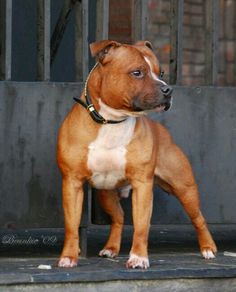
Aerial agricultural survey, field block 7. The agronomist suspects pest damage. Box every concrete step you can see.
[0,225,236,291]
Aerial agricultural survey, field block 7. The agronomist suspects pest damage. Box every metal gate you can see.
[0,0,235,254]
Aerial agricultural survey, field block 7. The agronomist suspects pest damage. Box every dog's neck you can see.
[98,99,129,120]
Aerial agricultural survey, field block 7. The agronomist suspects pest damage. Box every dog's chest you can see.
[87,118,136,189]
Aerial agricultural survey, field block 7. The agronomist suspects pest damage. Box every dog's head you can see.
[89,40,172,114]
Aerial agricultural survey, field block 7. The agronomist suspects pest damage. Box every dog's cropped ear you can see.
[135,41,153,51]
[90,40,121,64]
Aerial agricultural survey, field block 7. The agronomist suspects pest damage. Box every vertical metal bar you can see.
[37,0,51,81]
[221,0,226,85]
[233,0,236,85]
[169,0,184,85]
[96,0,109,40]
[79,227,87,258]
[44,0,51,81]
[132,0,148,42]
[205,0,219,85]
[50,0,77,65]
[79,183,89,258]
[87,183,92,225]
[0,0,6,79]
[37,0,44,80]
[75,1,89,254]
[5,0,12,81]
[75,0,89,81]
[81,0,89,80]
[141,0,148,40]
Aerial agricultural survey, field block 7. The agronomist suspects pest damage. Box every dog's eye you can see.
[131,70,144,78]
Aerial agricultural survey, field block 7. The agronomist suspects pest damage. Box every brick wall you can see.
[147,0,171,82]
[109,0,132,43]
[218,0,235,85]
[109,0,236,86]
[147,0,207,85]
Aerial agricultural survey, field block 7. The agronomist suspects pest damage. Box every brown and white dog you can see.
[57,40,217,269]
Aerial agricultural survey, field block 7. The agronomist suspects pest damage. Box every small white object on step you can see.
[37,264,52,270]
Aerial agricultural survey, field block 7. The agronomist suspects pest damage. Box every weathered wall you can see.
[0,83,236,228]
[0,82,82,228]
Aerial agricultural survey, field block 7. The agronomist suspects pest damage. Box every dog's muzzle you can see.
[160,85,173,111]
[160,85,173,98]
[132,84,173,112]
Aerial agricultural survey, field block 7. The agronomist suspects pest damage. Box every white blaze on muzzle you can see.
[144,56,167,86]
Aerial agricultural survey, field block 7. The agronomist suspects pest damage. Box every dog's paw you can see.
[58,257,78,268]
[126,253,149,269]
[99,248,117,258]
[202,249,216,259]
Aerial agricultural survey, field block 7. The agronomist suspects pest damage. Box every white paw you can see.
[202,249,216,259]
[58,257,77,268]
[118,185,131,198]
[99,249,117,258]
[126,253,150,269]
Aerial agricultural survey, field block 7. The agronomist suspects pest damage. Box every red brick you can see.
[183,51,205,64]
[150,13,169,24]
[183,26,203,37]
[225,41,234,62]
[182,76,205,85]
[218,42,226,72]
[182,64,204,77]
[185,0,203,4]
[157,51,170,63]
[217,74,226,86]
[109,0,132,43]
[225,0,235,39]
[159,24,170,36]
[226,63,235,85]
[183,36,204,50]
[184,3,203,15]
[110,0,131,9]
[184,14,203,26]
[158,0,170,12]
[147,25,160,35]
[182,64,191,76]
[148,1,158,10]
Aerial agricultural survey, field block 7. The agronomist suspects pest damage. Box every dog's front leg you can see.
[58,176,84,268]
[126,181,153,269]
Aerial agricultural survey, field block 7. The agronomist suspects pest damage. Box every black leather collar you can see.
[73,94,126,124]
[73,63,126,124]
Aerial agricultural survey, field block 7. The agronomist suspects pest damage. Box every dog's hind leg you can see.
[97,189,124,258]
[155,143,217,259]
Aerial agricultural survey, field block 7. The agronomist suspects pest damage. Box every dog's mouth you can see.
[132,94,172,113]
[132,101,171,113]
[154,101,171,112]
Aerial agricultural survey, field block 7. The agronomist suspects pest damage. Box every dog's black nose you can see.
[161,85,173,97]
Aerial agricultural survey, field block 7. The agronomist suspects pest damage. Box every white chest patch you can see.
[87,101,136,190]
